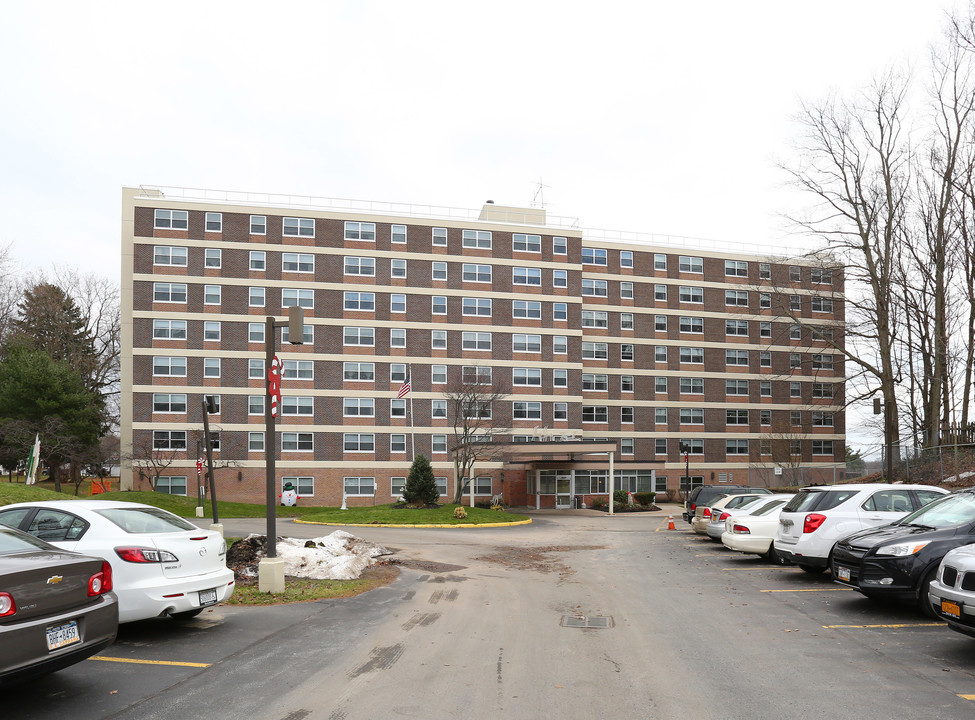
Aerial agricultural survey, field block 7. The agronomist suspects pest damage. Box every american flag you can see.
[397,373,411,399]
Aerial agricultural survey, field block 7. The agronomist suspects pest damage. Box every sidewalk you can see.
[514,502,684,517]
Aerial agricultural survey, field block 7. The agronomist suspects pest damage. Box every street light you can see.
[258,306,304,593]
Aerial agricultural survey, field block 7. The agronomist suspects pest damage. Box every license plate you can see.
[836,566,851,582]
[46,620,80,651]
[941,599,962,620]
[780,519,793,529]
[199,588,218,606]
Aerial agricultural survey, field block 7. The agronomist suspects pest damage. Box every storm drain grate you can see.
[560,615,614,629]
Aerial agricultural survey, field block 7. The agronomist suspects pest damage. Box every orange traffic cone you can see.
[667,515,676,530]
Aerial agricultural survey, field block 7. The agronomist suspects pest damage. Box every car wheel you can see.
[170,609,204,620]
[917,567,939,619]
[765,544,783,564]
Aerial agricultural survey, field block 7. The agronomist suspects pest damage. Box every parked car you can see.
[683,485,770,524]
[702,494,770,539]
[0,501,234,623]
[0,526,118,687]
[928,544,975,637]
[773,483,948,573]
[721,495,795,562]
[832,489,975,616]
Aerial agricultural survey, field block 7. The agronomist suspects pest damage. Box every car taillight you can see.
[803,513,827,533]
[690,504,696,512]
[718,512,731,522]
[0,592,15,617]
[88,561,113,596]
[115,547,179,563]
[732,524,750,534]
[703,508,712,519]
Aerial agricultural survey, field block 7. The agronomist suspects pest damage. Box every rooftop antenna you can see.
[531,177,549,209]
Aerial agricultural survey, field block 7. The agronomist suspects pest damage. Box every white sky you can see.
[0,0,962,457]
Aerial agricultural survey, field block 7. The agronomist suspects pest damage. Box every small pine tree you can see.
[402,453,440,506]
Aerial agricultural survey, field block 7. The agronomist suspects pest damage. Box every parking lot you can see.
[6,512,975,719]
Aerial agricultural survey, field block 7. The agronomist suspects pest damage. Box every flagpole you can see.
[408,363,415,459]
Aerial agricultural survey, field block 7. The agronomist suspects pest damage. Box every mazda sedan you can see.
[0,501,234,623]
[0,526,117,686]
[831,489,975,616]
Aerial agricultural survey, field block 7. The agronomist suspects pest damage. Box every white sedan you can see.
[0,500,234,623]
[722,495,795,562]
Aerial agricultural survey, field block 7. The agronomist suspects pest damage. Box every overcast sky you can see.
[0,0,961,278]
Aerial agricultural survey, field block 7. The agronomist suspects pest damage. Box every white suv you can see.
[773,483,948,573]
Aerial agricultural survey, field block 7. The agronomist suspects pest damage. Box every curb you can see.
[293,518,533,529]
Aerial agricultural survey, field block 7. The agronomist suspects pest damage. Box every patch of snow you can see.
[273,531,392,580]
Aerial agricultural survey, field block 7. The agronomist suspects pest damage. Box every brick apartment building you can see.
[120,186,846,508]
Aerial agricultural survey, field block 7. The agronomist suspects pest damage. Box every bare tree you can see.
[443,368,510,504]
[121,435,181,491]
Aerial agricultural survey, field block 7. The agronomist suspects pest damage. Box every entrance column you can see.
[608,451,615,515]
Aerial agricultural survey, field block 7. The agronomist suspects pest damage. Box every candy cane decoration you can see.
[268,355,281,418]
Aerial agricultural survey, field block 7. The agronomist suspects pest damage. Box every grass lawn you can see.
[299,503,529,525]
[224,564,400,606]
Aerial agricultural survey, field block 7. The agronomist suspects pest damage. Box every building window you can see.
[153,356,186,377]
[790,353,802,369]
[679,316,703,333]
[153,430,186,450]
[248,396,264,415]
[390,295,407,314]
[760,410,771,426]
[759,263,771,279]
[426,398,446,419]
[790,266,801,282]
[621,407,634,423]
[432,436,448,454]
[462,366,492,384]
[153,319,186,340]
[655,439,667,455]
[344,291,375,311]
[248,251,266,271]
[554,402,568,420]
[759,293,771,309]
[679,256,703,273]
[513,402,542,420]
[345,256,376,276]
[620,250,633,268]
[250,215,266,234]
[282,288,313,309]
[620,282,634,299]
[582,279,608,297]
[725,260,748,277]
[203,321,221,342]
[760,322,771,338]
[390,364,407,382]
[282,397,314,416]
[431,329,447,350]
[512,300,541,319]
[727,439,749,455]
[812,269,833,284]
[812,354,834,370]
[812,383,833,398]
[464,297,492,317]
[553,236,567,254]
[155,476,187,496]
[680,408,703,425]
[760,381,772,397]
[462,332,492,350]
[621,438,634,455]
[153,282,187,303]
[812,296,833,313]
[462,229,492,249]
[679,347,704,364]
[620,344,634,361]
[790,295,802,311]
[203,358,220,378]
[582,247,607,265]
[204,285,221,305]
[432,227,448,246]
[152,393,187,413]
[513,368,542,386]
[726,349,749,366]
[726,320,748,336]
[391,224,407,243]
[654,315,667,332]
[790,381,802,398]
[655,408,668,425]
[760,351,772,367]
[153,209,188,229]
[344,327,375,346]
[790,410,802,426]
[553,368,567,387]
[204,248,222,268]
[282,360,313,380]
[652,346,665,362]
[620,312,634,330]
[344,362,375,381]
[431,365,447,384]
[813,440,834,456]
[282,432,313,452]
[813,412,833,427]
[552,269,568,288]
[432,261,447,280]
[283,253,314,273]
[249,287,265,307]
[284,217,315,237]
[513,234,541,252]
[343,221,376,241]
[390,400,407,418]
[432,296,447,315]
[344,477,376,495]
[682,440,704,455]
[725,290,748,307]
[153,246,187,266]
[651,253,666,270]
[680,377,703,394]
[553,336,568,354]
[553,303,568,321]
[726,380,749,396]
[513,333,542,353]
[582,373,608,391]
[463,263,492,283]
[390,434,407,453]
[727,409,748,425]
[281,323,313,345]
[582,406,608,423]
[249,358,264,379]
[248,433,265,452]
[654,284,667,302]
[791,440,803,456]
[582,310,608,328]
[620,375,634,393]
[679,286,703,303]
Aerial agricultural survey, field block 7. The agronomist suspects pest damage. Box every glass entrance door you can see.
[555,473,572,508]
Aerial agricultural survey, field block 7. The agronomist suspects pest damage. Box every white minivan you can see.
[773,483,948,573]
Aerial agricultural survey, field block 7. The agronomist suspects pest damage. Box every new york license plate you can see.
[46,620,80,651]
[941,599,962,620]
[199,588,218,606]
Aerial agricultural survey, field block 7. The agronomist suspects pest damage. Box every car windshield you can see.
[896,493,975,530]
[0,527,55,553]
[782,489,858,513]
[750,499,788,516]
[97,507,197,534]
